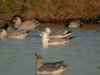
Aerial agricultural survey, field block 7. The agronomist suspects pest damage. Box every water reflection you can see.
[37,72,64,75]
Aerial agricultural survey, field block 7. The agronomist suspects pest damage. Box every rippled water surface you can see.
[0,27,100,75]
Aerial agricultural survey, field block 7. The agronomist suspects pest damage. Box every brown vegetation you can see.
[0,0,100,23]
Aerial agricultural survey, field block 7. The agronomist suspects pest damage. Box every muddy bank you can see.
[0,18,100,30]
[37,23,100,30]
[82,24,100,30]
[36,23,65,30]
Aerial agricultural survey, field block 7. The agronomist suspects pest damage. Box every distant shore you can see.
[81,24,100,30]
[37,23,100,30]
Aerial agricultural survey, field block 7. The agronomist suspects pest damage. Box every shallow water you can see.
[0,28,100,75]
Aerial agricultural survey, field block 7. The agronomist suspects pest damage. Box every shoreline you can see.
[37,23,100,30]
[81,24,100,30]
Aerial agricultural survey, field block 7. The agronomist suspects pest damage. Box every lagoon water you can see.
[0,27,100,75]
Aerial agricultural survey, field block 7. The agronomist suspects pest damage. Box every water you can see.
[0,28,100,75]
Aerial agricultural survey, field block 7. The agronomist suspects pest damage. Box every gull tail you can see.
[62,31,72,36]
[63,64,70,68]
[26,31,31,33]
[68,36,76,40]
[66,31,72,34]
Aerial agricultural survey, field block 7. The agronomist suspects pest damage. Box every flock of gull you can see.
[0,16,77,75]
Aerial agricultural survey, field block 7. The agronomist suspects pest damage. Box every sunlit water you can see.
[0,28,100,75]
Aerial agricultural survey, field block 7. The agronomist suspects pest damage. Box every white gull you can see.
[40,31,69,46]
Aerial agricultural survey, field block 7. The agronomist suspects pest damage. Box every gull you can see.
[45,27,71,38]
[68,20,81,28]
[40,31,69,46]
[13,17,39,30]
[35,53,69,75]
[0,29,29,39]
